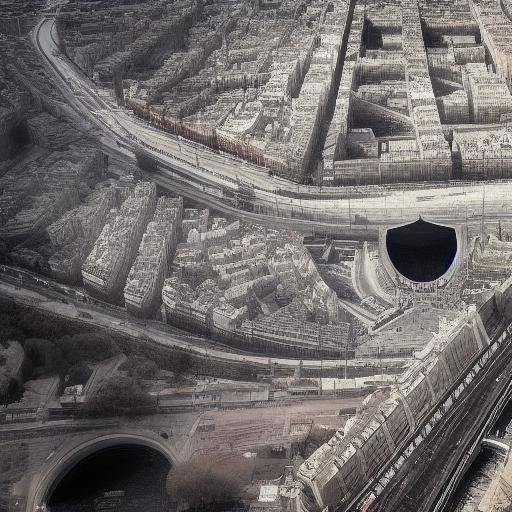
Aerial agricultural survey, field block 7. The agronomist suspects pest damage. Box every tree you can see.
[55,332,117,365]
[166,455,250,510]
[0,241,8,262]
[0,314,24,347]
[65,362,93,386]
[174,352,193,376]
[135,150,159,173]
[119,356,158,379]
[20,312,67,339]
[24,338,65,377]
[83,375,156,418]
[0,377,23,406]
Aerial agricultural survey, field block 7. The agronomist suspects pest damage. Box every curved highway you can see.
[31,15,512,230]
[0,274,407,371]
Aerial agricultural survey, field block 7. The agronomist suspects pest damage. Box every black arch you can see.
[385,218,457,282]
[47,444,171,512]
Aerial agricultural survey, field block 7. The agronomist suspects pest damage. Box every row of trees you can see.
[0,298,83,345]
[22,332,118,381]
[0,299,195,416]
[84,375,156,418]
[0,298,118,379]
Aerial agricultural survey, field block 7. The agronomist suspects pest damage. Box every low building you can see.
[82,181,156,299]
[193,381,270,407]
[124,197,183,316]
[463,63,512,123]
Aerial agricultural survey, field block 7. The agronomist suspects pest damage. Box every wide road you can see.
[31,15,512,230]
[0,275,409,371]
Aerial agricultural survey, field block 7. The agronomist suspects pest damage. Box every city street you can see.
[0,275,409,371]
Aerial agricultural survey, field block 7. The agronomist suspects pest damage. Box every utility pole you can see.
[320,357,323,396]
[339,325,343,382]
[481,184,486,242]
[465,191,469,245]
[204,346,209,376]
[465,191,469,280]
[379,343,384,379]
[345,321,352,380]
[349,196,352,230]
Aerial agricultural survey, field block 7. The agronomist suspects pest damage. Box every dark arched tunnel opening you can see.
[47,444,171,512]
[386,218,457,282]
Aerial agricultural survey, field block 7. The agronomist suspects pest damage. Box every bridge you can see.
[0,417,187,512]
[26,429,181,512]
[1,398,350,512]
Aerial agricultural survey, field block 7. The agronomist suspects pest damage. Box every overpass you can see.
[1,398,354,512]
[29,15,512,231]
[26,430,181,512]
[351,242,394,308]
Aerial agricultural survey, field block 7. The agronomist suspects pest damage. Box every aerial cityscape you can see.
[3,0,512,511]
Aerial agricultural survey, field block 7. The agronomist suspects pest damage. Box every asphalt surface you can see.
[352,242,394,308]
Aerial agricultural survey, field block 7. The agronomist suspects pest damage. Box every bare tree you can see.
[167,455,252,510]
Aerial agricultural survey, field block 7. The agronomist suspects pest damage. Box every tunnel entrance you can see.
[47,444,171,512]
[385,218,457,282]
